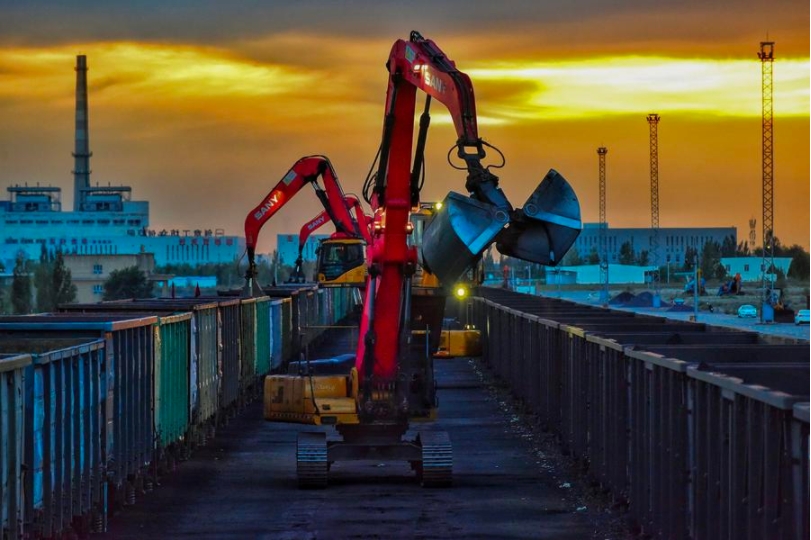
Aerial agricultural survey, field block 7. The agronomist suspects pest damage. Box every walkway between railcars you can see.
[100,357,627,539]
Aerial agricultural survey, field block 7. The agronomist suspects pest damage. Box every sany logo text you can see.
[424,68,445,94]
[306,215,327,231]
[254,192,281,220]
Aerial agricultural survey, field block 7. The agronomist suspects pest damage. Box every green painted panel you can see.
[153,314,190,447]
[254,298,271,376]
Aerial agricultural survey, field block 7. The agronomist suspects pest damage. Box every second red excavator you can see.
[242,155,371,293]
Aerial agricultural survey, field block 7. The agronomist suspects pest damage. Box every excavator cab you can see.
[316,238,367,287]
[408,203,442,289]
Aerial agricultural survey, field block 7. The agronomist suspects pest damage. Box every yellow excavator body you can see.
[435,326,482,358]
[264,368,361,426]
[316,238,368,287]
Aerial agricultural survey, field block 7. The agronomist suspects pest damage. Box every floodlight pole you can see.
[693,254,699,321]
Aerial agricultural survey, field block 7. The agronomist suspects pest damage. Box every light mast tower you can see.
[759,41,775,321]
[597,147,609,304]
[647,113,661,305]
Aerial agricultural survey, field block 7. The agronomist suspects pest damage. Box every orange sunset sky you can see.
[0,1,808,255]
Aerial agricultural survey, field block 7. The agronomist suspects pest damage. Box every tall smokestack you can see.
[72,54,91,211]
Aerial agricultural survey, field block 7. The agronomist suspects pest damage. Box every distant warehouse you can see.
[720,256,792,282]
[573,223,736,265]
[546,264,658,285]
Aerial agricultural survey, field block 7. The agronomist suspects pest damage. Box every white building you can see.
[574,223,737,265]
[277,233,329,267]
[169,276,218,289]
[0,185,244,269]
[546,264,658,285]
[720,256,792,282]
[64,252,156,303]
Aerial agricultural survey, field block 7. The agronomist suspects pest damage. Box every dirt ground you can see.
[536,278,810,316]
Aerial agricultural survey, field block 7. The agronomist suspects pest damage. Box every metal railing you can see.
[473,288,809,540]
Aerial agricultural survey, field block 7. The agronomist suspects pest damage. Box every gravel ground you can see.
[545,289,810,342]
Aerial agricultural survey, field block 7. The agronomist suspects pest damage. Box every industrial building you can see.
[276,233,329,267]
[63,252,157,303]
[720,256,792,282]
[546,263,659,285]
[0,55,244,271]
[572,223,737,265]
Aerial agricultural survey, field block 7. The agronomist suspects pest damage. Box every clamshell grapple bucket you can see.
[421,192,508,287]
[421,169,581,287]
[495,169,581,265]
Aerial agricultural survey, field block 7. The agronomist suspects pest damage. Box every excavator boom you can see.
[242,155,366,294]
[288,195,372,284]
[265,31,583,490]
[358,30,582,383]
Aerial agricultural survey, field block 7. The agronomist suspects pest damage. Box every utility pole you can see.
[647,113,661,307]
[597,147,609,305]
[692,253,699,322]
[759,41,775,323]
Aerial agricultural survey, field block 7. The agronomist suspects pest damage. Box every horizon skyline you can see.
[1,1,808,254]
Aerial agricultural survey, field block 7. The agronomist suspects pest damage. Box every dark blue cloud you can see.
[2,0,801,46]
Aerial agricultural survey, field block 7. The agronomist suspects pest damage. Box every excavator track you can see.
[296,432,328,488]
[419,431,453,487]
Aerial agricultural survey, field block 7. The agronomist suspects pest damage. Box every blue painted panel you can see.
[1,355,29,539]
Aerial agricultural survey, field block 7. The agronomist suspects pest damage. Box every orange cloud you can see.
[0,38,808,253]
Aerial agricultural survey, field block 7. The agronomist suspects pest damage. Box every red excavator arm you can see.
[356,31,582,388]
[264,31,582,489]
[288,195,372,282]
[242,155,363,294]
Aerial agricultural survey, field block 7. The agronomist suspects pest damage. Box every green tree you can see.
[783,244,810,281]
[736,241,750,256]
[103,266,153,300]
[701,241,724,280]
[256,258,275,285]
[34,248,77,311]
[636,250,650,266]
[0,260,6,314]
[720,235,738,257]
[682,246,698,272]
[561,247,582,266]
[35,244,53,312]
[52,251,77,307]
[11,251,32,314]
[618,241,635,265]
[754,234,785,258]
[586,247,601,264]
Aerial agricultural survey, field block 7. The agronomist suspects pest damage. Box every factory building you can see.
[277,234,330,267]
[546,263,659,285]
[0,55,243,270]
[63,252,157,303]
[573,223,737,264]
